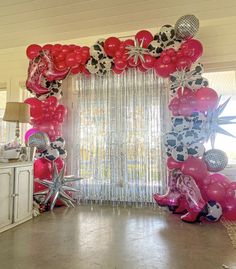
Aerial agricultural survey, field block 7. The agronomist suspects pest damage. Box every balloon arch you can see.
[25,15,236,222]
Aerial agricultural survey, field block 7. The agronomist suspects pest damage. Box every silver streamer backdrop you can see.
[72,69,170,205]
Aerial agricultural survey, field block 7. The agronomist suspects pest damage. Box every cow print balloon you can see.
[148,40,164,57]
[172,144,188,162]
[159,25,176,44]
[188,142,205,157]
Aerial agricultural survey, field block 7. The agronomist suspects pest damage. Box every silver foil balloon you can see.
[28,131,50,150]
[203,149,228,172]
[175,15,199,40]
[34,163,83,210]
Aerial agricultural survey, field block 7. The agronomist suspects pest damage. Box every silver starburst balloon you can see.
[203,149,228,172]
[205,97,236,148]
[34,163,83,210]
[126,39,150,64]
[175,14,199,40]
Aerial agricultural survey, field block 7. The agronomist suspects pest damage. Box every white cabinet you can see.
[0,162,33,233]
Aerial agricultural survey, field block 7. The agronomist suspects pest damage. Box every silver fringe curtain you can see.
[73,69,170,205]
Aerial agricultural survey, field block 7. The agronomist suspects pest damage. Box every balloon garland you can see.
[25,14,236,221]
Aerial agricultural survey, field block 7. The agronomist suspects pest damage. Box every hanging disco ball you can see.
[175,14,199,40]
[203,149,228,172]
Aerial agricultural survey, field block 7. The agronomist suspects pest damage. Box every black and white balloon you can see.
[203,149,228,172]
[86,58,100,74]
[188,142,205,157]
[41,147,60,162]
[159,25,176,44]
[172,144,188,162]
[148,40,164,57]
[90,44,105,61]
[51,137,65,149]
[206,200,222,222]
[175,14,199,40]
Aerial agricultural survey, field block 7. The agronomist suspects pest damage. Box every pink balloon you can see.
[142,54,156,69]
[167,157,183,170]
[195,87,218,111]
[104,37,121,57]
[178,102,194,116]
[223,198,236,220]
[176,56,192,70]
[181,156,208,182]
[135,30,153,48]
[206,183,226,202]
[181,39,203,62]
[26,44,42,60]
[24,97,42,118]
[209,173,231,189]
[154,59,176,78]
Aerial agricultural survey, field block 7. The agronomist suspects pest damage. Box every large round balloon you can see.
[195,87,218,111]
[181,156,208,182]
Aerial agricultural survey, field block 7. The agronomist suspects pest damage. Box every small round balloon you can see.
[203,149,228,172]
[175,15,199,40]
[206,200,222,222]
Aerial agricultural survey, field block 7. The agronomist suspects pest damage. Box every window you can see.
[0,88,7,144]
[204,71,236,164]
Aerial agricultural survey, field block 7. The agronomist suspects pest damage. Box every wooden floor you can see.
[0,205,235,269]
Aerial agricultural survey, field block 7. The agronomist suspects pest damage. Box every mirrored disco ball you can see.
[175,14,199,40]
[203,149,228,172]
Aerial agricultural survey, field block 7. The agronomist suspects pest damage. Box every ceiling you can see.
[1,0,236,49]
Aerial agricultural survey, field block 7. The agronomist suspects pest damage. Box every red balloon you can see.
[137,64,148,73]
[34,158,52,181]
[206,182,226,202]
[223,198,236,220]
[26,44,42,60]
[178,103,194,116]
[55,158,64,173]
[104,37,121,57]
[124,39,134,47]
[154,59,176,78]
[113,67,124,74]
[42,44,53,51]
[181,156,208,182]
[167,157,183,170]
[114,58,127,70]
[195,87,218,111]
[135,30,153,48]
[181,39,203,62]
[24,98,42,118]
[176,56,192,70]
[65,53,77,67]
[142,55,156,69]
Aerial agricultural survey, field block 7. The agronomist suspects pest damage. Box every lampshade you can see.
[3,102,30,123]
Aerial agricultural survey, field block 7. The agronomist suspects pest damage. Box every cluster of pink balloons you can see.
[169,87,219,116]
[25,96,67,141]
[167,156,236,220]
[26,43,90,76]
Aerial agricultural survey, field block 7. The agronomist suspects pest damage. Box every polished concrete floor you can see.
[0,205,235,269]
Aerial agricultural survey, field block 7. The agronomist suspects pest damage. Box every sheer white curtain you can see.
[72,69,169,205]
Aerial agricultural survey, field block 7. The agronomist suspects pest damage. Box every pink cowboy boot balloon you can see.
[26,51,70,96]
[177,174,208,223]
[153,170,182,211]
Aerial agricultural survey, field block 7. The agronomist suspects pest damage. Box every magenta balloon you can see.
[25,128,39,143]
[167,157,183,170]
[209,173,231,189]
[206,183,226,202]
[181,156,208,182]
[223,198,236,220]
[181,39,203,62]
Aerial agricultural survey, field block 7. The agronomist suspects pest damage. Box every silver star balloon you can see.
[34,163,83,210]
[170,62,209,96]
[205,96,236,148]
[125,39,150,64]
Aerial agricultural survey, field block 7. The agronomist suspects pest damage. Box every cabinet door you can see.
[14,165,33,223]
[0,168,14,228]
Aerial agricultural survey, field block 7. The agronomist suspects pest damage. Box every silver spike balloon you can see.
[34,163,83,210]
[205,97,236,148]
[28,131,50,150]
[126,39,150,64]
[175,15,199,40]
[203,149,228,172]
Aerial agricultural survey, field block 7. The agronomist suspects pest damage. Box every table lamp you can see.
[3,102,30,140]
